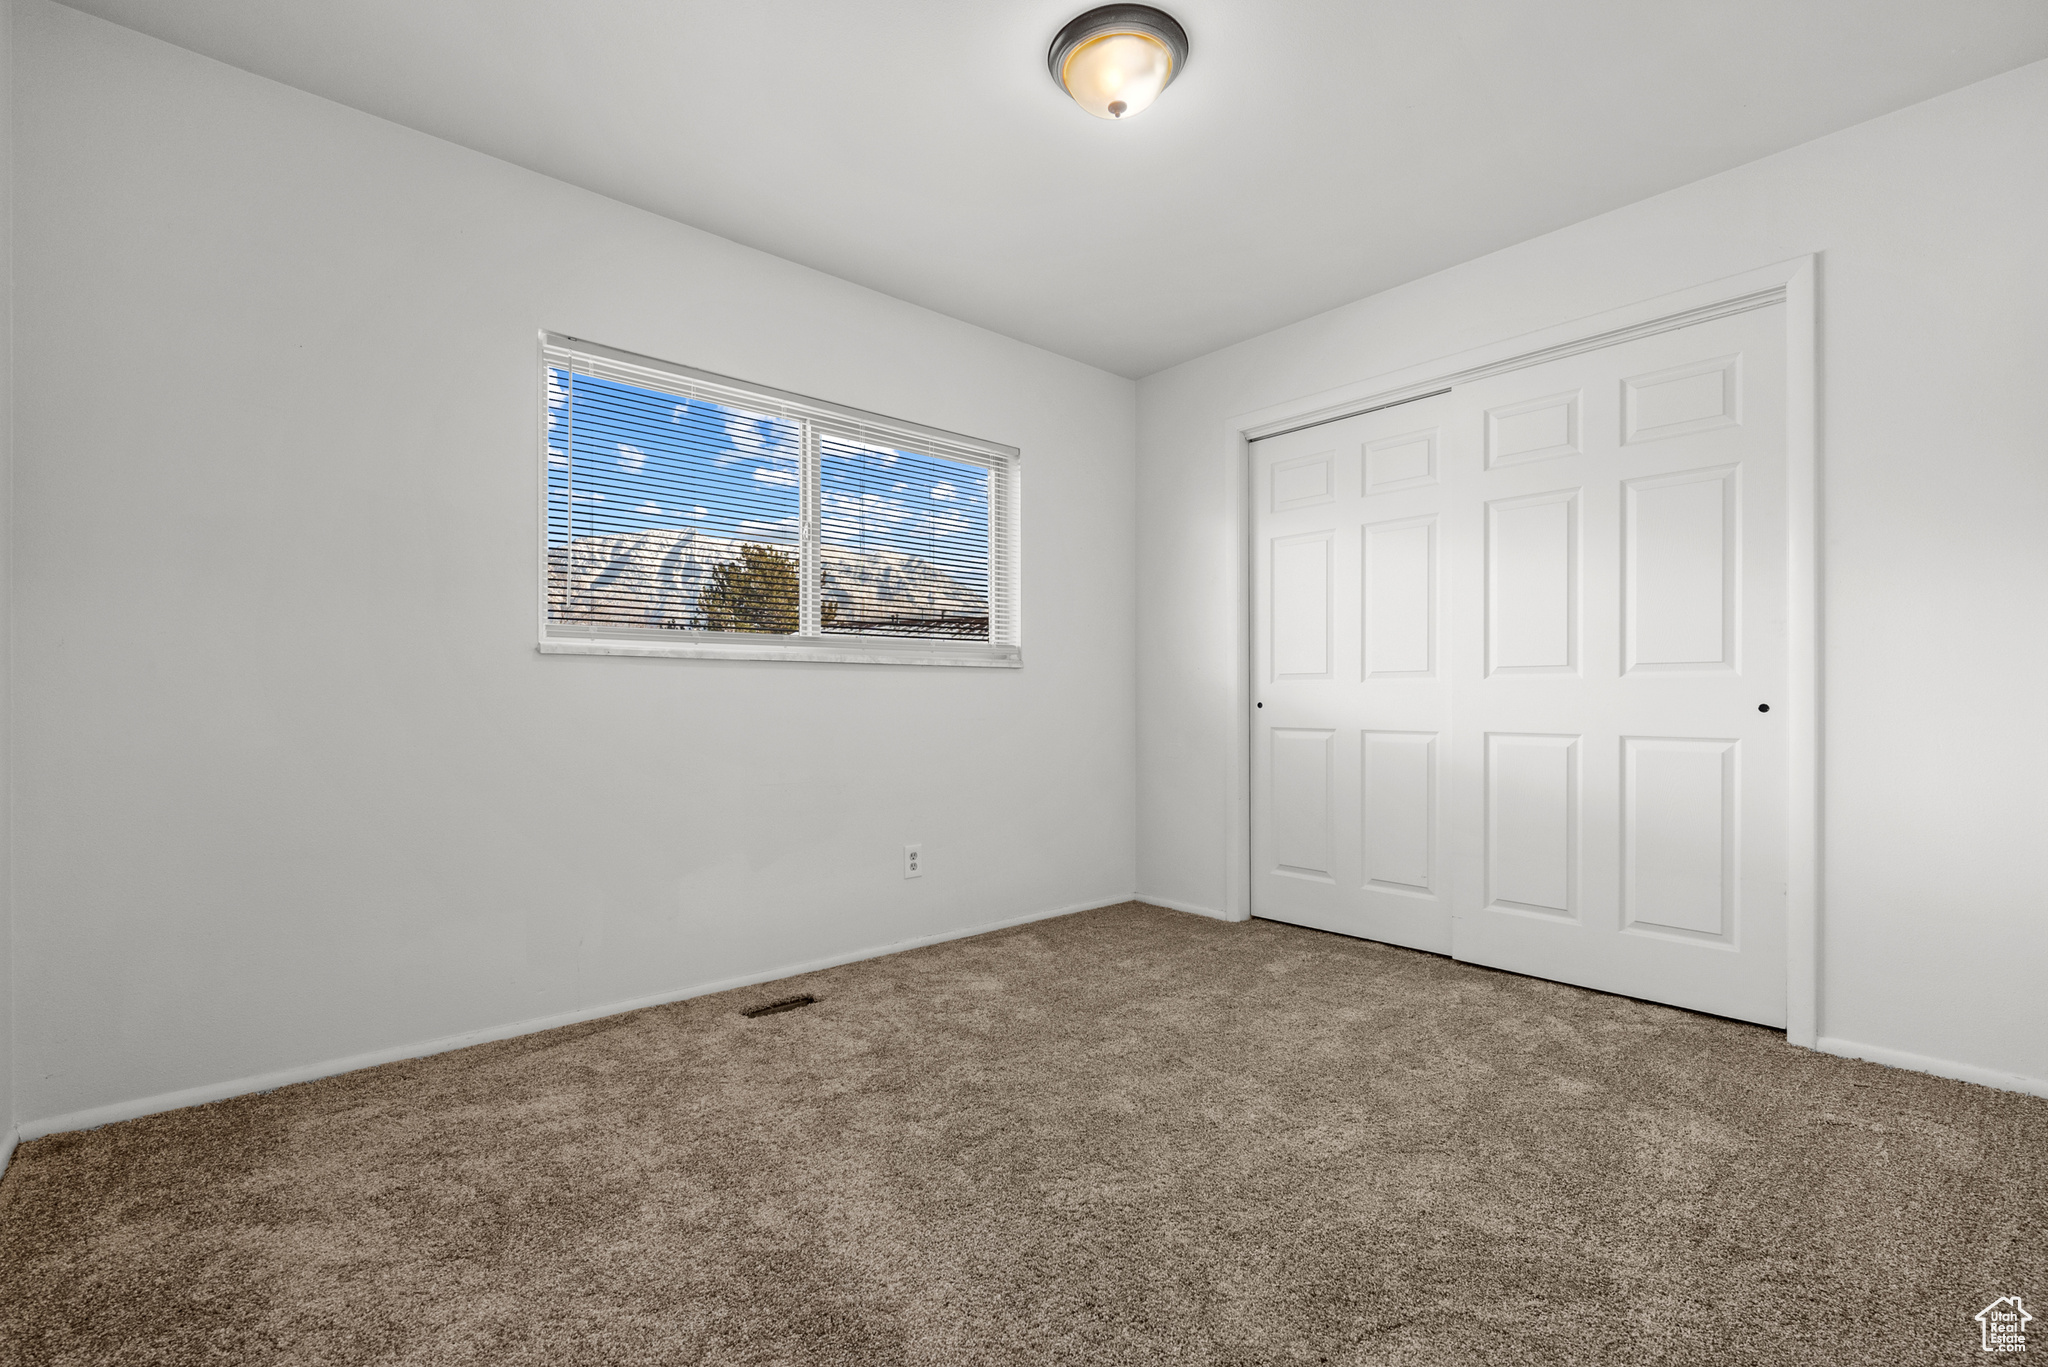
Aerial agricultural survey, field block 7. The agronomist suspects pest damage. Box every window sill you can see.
[538,637,1022,668]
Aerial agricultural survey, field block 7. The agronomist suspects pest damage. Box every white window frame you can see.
[536,333,1022,668]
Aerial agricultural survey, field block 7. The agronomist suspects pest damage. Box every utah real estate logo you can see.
[1978,1296,2033,1354]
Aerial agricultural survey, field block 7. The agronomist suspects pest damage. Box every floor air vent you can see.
[741,994,817,1018]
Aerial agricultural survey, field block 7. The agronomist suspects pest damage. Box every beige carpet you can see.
[2,902,2043,1365]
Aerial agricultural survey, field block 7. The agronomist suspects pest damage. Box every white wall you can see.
[0,0,15,1171]
[1137,59,2048,1090]
[11,1,1137,1134]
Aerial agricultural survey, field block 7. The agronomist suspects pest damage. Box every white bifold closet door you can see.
[1251,392,1458,953]
[1250,304,1788,1026]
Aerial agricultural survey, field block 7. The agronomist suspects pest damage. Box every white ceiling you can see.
[59,1,2048,377]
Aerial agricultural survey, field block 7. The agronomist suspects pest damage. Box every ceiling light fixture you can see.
[1048,5,1189,121]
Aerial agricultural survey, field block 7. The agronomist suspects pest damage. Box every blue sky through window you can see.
[546,368,992,577]
[547,367,800,549]
[819,435,992,603]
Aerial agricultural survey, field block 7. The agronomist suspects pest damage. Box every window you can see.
[539,334,1021,666]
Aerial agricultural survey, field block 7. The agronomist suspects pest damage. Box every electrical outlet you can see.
[903,844,923,879]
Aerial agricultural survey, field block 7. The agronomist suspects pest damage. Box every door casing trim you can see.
[1219,256,1821,1047]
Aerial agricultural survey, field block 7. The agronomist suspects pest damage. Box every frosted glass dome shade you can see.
[1049,7,1189,121]
[1064,33,1173,119]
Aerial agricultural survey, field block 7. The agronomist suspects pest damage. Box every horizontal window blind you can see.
[543,335,1020,661]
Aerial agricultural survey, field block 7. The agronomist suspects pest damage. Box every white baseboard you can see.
[0,1127,16,1181]
[17,894,1135,1144]
[1136,893,1234,921]
[1815,1035,2048,1100]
